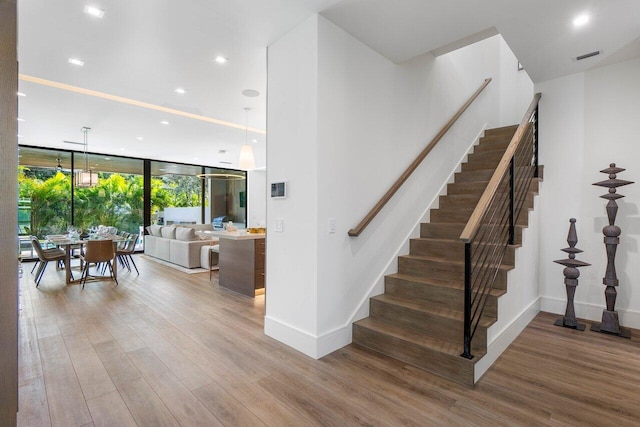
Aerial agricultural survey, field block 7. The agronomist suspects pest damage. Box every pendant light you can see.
[55,157,62,172]
[238,107,255,171]
[74,126,98,187]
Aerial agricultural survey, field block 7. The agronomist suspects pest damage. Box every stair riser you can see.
[420,223,464,239]
[438,194,482,210]
[446,181,490,196]
[455,166,537,183]
[466,150,505,164]
[410,240,515,266]
[437,192,535,216]
[454,170,494,183]
[398,257,509,288]
[398,257,464,281]
[461,161,498,173]
[430,209,472,223]
[384,277,499,318]
[472,142,511,154]
[352,324,475,386]
[410,239,464,259]
[420,223,524,245]
[446,178,539,196]
[369,299,489,350]
[462,156,532,172]
[484,125,518,137]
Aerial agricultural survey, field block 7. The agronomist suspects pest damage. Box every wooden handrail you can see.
[459,93,542,243]
[347,78,493,237]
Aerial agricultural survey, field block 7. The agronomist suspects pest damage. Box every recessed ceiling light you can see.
[17,118,25,122]
[136,136,144,140]
[242,89,260,97]
[83,5,105,19]
[17,134,23,138]
[120,148,126,151]
[215,56,228,64]
[573,14,589,27]
[160,120,170,125]
[159,168,166,171]
[174,88,186,94]
[17,92,26,97]
[68,58,85,66]
[251,139,257,143]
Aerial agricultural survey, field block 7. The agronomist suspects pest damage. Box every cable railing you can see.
[348,78,493,237]
[459,93,541,359]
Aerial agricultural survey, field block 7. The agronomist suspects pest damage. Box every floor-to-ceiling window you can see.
[18,146,247,259]
[18,148,72,257]
[73,153,144,237]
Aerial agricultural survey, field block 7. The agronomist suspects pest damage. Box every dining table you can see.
[45,234,124,285]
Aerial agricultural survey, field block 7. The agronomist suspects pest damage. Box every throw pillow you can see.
[175,227,198,241]
[150,224,163,237]
[161,226,177,239]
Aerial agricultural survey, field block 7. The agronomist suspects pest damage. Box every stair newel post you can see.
[508,157,516,245]
[533,106,539,178]
[462,242,473,359]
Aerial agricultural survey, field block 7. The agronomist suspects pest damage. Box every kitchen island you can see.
[199,230,265,297]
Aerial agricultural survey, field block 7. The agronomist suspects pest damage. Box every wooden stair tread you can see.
[411,236,461,244]
[354,124,540,386]
[387,273,507,297]
[399,254,514,272]
[354,317,486,360]
[372,294,495,327]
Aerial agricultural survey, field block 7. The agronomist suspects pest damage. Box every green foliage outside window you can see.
[18,166,200,239]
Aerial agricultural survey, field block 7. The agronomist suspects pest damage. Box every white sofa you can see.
[144,224,218,268]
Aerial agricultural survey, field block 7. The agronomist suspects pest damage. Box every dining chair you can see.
[80,239,118,288]
[30,236,66,287]
[115,235,139,274]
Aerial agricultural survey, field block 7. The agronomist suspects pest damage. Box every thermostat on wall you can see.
[271,181,287,198]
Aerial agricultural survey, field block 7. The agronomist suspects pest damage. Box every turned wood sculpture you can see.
[590,163,633,338]
[554,218,590,330]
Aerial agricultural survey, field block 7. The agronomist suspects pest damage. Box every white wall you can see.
[247,169,267,228]
[265,16,320,354]
[536,57,640,328]
[267,14,535,358]
[163,207,202,224]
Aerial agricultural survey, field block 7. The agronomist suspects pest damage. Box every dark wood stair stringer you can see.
[352,125,542,387]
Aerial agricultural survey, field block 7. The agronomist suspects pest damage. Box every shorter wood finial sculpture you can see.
[590,163,633,338]
[554,218,590,330]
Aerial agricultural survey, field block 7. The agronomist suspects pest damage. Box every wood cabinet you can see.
[218,237,265,297]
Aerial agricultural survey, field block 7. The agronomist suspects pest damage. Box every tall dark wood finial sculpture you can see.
[591,163,633,338]
[554,219,590,330]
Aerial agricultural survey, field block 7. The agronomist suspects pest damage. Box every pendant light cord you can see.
[81,126,90,170]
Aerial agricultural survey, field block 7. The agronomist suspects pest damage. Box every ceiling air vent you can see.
[576,50,600,61]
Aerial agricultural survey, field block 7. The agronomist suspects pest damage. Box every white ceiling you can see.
[17,0,640,169]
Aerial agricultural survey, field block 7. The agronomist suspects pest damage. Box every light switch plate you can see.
[328,218,336,234]
[275,218,284,232]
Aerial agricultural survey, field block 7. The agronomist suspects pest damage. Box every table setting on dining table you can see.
[45,226,125,284]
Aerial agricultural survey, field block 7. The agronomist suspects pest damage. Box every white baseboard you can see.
[474,297,540,383]
[264,316,319,359]
[540,296,640,330]
[264,315,352,359]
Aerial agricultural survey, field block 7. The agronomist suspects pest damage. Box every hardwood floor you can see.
[18,255,640,426]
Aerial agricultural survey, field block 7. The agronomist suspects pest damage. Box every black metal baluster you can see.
[509,158,515,245]
[462,242,473,359]
[533,107,538,178]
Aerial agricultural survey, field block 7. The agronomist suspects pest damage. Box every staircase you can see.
[352,125,541,387]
